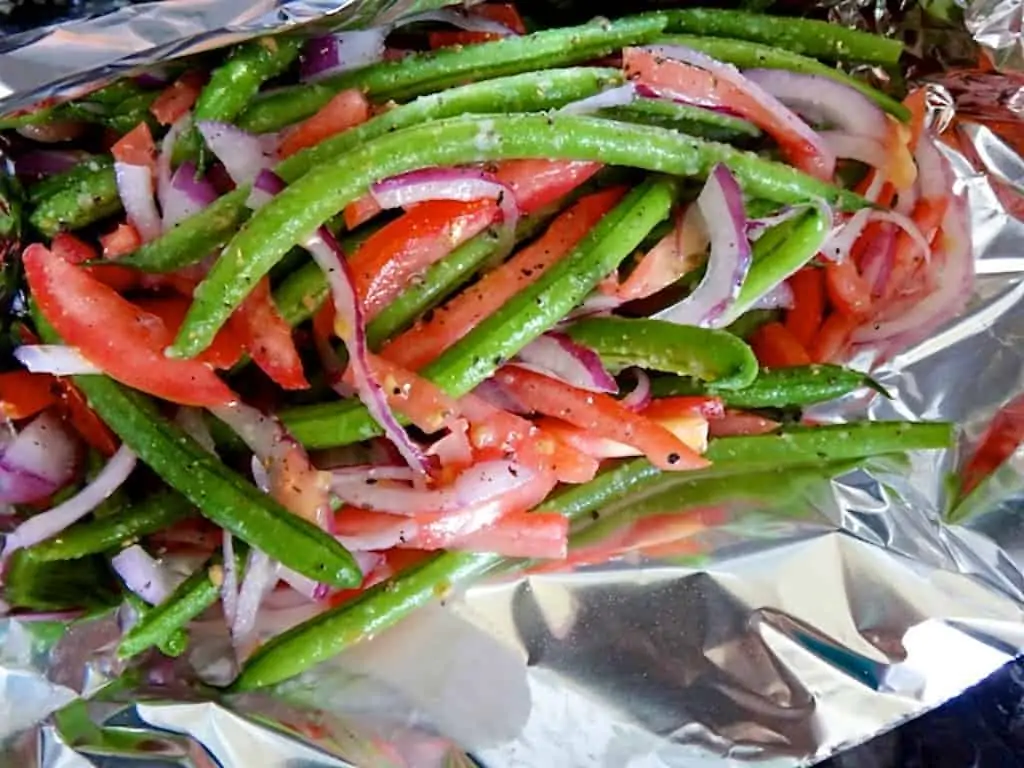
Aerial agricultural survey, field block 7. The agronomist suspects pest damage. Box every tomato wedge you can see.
[824,258,872,318]
[229,278,308,390]
[624,47,832,180]
[961,392,1024,497]
[706,409,780,437]
[451,511,568,559]
[381,186,626,371]
[809,312,857,364]
[279,89,371,159]
[110,123,156,170]
[785,267,825,348]
[0,370,57,420]
[51,233,139,293]
[149,70,206,125]
[351,199,498,319]
[99,222,143,259]
[750,322,812,368]
[496,366,708,471]
[135,296,245,370]
[613,209,705,301]
[24,244,236,407]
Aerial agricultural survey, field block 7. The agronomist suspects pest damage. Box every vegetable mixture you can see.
[0,4,968,690]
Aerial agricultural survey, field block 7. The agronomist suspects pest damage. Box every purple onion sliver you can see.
[0,413,78,505]
[654,164,751,328]
[750,280,795,311]
[111,545,178,605]
[114,161,161,242]
[14,149,89,178]
[300,29,387,83]
[621,369,652,412]
[472,378,531,415]
[515,333,617,394]
[196,120,274,186]
[559,83,637,115]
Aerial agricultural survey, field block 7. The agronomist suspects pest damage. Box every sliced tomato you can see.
[229,278,308,390]
[785,267,825,348]
[441,511,568,559]
[361,352,461,434]
[961,392,1024,497]
[55,377,119,456]
[623,47,832,180]
[495,366,708,471]
[110,122,156,170]
[613,209,705,301]
[99,222,142,258]
[494,159,603,213]
[0,370,58,420]
[149,70,206,125]
[707,409,780,437]
[750,321,812,368]
[808,311,858,364]
[642,396,725,421]
[883,197,948,300]
[351,199,497,320]
[51,233,140,293]
[381,186,626,371]
[824,258,872,318]
[343,193,383,230]
[24,244,235,407]
[135,296,245,370]
[279,89,371,159]
[535,411,709,461]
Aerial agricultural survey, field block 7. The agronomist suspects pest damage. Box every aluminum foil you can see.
[4,0,1024,766]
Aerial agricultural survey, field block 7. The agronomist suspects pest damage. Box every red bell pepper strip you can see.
[149,70,207,125]
[750,322,813,368]
[785,267,825,348]
[961,392,1024,497]
[279,89,371,159]
[0,370,57,420]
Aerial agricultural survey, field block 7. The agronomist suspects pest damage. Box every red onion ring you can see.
[0,413,78,506]
[15,344,100,375]
[114,161,161,242]
[513,333,617,394]
[197,120,276,186]
[300,29,389,83]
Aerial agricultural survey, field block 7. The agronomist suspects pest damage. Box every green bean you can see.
[280,177,676,448]
[565,317,759,390]
[663,8,904,66]
[35,305,360,588]
[724,207,830,325]
[118,68,622,273]
[598,99,761,142]
[4,550,118,611]
[171,114,864,360]
[650,364,873,408]
[97,91,160,135]
[27,156,114,205]
[657,35,909,120]
[174,36,305,164]
[22,490,195,563]
[28,161,121,237]
[118,551,239,659]
[124,592,189,657]
[232,420,952,689]
[236,16,667,133]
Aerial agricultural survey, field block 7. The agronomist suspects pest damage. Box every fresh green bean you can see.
[22,490,194,563]
[35,306,360,588]
[28,160,121,237]
[280,178,676,448]
[174,37,305,163]
[565,317,759,390]
[650,364,872,408]
[98,91,160,135]
[118,68,622,273]
[599,99,761,142]
[118,551,238,659]
[124,592,189,657]
[4,551,118,611]
[724,207,830,324]
[172,114,864,360]
[663,8,904,66]
[657,35,909,120]
[27,156,114,205]
[232,420,952,689]
[236,16,666,133]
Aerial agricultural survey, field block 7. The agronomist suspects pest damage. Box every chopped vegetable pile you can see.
[0,4,968,690]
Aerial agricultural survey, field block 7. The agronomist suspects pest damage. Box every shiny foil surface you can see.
[3,0,1024,766]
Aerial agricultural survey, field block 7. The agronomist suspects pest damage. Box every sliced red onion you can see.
[860,224,897,297]
[747,206,804,240]
[371,168,518,257]
[750,280,795,310]
[14,149,91,178]
[134,70,171,89]
[156,115,191,226]
[820,131,889,169]
[14,344,100,375]
[0,413,78,506]
[162,161,218,229]
[559,83,638,115]
[114,161,161,242]
[821,208,872,263]
[247,169,432,477]
[222,530,239,626]
[620,369,651,412]
[397,9,518,36]
[300,29,388,83]
[565,291,623,322]
[278,566,329,602]
[643,46,834,178]
[742,69,889,142]
[426,418,473,468]
[174,407,216,454]
[471,379,531,415]
[210,401,332,530]
[330,464,420,483]
[232,548,277,653]
[513,333,617,394]
[196,121,275,186]
[3,443,136,555]
[330,459,532,516]
[112,545,180,605]
[654,164,751,327]
[914,132,949,200]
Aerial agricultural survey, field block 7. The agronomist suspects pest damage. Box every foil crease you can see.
[3,0,1024,765]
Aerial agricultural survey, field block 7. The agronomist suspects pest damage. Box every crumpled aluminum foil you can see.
[4,0,1024,766]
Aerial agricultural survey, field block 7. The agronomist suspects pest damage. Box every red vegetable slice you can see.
[229,278,309,390]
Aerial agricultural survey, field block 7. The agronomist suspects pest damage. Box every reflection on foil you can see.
[4,0,1024,766]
